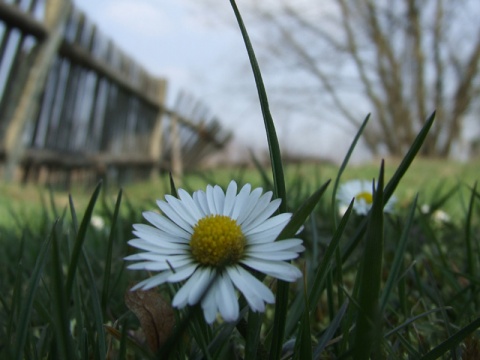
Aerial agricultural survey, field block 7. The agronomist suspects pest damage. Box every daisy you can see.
[125,181,304,324]
[336,179,396,215]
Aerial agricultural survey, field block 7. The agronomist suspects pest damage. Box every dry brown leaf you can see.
[125,289,175,352]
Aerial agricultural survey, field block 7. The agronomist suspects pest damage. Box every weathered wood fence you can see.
[0,0,231,186]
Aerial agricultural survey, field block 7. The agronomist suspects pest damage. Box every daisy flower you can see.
[125,181,304,324]
[336,179,396,215]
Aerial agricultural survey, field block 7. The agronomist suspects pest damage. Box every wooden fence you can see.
[0,0,231,186]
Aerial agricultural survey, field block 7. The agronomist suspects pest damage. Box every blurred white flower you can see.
[337,179,396,215]
[125,181,304,324]
[90,215,105,230]
[421,204,431,214]
[432,209,451,223]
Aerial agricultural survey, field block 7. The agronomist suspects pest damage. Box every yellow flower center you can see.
[356,191,373,204]
[190,215,245,266]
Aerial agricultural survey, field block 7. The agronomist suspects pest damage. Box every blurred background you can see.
[1,0,479,186]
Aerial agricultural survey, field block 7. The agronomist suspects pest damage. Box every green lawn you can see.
[1,155,479,359]
[1,156,476,229]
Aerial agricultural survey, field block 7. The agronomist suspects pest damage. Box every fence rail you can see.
[0,0,231,186]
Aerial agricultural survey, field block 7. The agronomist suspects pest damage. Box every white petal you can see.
[130,271,172,290]
[240,191,273,228]
[249,239,304,252]
[242,197,281,233]
[127,239,189,254]
[241,258,302,282]
[227,266,274,312]
[206,185,217,214]
[223,181,238,216]
[177,189,204,221]
[172,269,204,308]
[201,284,218,324]
[237,188,263,224]
[247,251,300,261]
[143,211,191,240]
[193,190,210,216]
[124,254,143,261]
[230,183,252,220]
[215,274,239,322]
[157,200,194,233]
[132,225,190,246]
[165,194,199,225]
[167,264,198,282]
[172,267,216,308]
[213,185,225,214]
[246,227,286,245]
[244,213,291,236]
[127,255,192,271]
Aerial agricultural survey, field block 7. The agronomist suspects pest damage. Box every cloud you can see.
[102,0,172,38]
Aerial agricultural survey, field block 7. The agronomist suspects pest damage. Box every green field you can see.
[1,154,479,358]
[1,156,477,229]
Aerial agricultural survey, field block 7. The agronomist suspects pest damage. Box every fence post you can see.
[149,78,167,179]
[3,0,71,181]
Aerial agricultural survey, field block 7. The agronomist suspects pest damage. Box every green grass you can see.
[1,0,480,357]
[1,152,479,359]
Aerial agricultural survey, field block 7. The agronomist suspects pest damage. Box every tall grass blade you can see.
[353,162,385,360]
[228,3,291,358]
[228,0,286,207]
[169,172,178,197]
[69,194,79,233]
[383,111,435,202]
[294,284,313,360]
[343,111,435,262]
[285,199,354,337]
[379,195,418,312]
[244,312,264,360]
[65,181,102,298]
[102,190,123,313]
[50,227,74,359]
[465,182,477,277]
[419,317,480,360]
[81,249,106,358]
[331,113,370,225]
[313,301,349,359]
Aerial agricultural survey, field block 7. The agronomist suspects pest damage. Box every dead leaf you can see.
[125,289,175,352]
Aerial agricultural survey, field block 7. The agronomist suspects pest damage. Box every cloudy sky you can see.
[73,0,365,163]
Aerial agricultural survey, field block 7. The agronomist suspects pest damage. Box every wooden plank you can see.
[148,78,167,174]
[0,1,48,40]
[3,0,71,181]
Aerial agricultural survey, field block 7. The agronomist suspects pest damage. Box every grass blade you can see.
[228,0,286,208]
[13,224,54,360]
[228,3,291,358]
[379,195,418,312]
[313,301,349,359]
[353,162,385,360]
[65,181,102,298]
[285,199,354,337]
[294,284,313,360]
[331,113,370,226]
[81,249,107,358]
[383,111,435,202]
[343,111,435,262]
[101,189,123,313]
[419,317,480,360]
[465,182,477,277]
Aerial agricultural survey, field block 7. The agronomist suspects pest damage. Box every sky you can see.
[72,0,370,163]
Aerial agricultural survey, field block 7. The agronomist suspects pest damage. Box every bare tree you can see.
[194,0,480,157]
